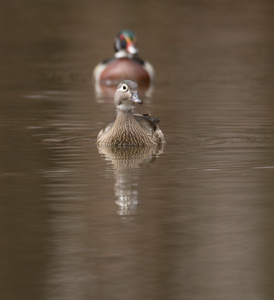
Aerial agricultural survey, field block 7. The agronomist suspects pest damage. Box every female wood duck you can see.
[97,80,165,146]
[93,30,155,86]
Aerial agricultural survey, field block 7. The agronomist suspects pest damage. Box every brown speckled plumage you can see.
[97,80,165,146]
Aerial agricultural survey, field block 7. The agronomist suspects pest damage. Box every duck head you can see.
[114,80,143,111]
[114,30,138,58]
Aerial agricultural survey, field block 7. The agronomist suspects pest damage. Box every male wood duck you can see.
[93,30,155,86]
[97,80,165,146]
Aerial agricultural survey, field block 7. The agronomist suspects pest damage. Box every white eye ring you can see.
[121,84,128,91]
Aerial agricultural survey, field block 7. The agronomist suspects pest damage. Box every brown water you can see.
[1,1,274,299]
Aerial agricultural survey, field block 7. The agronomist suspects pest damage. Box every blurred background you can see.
[0,0,274,299]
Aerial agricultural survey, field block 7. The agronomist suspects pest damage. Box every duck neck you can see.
[115,50,134,59]
[114,108,140,131]
[116,108,136,122]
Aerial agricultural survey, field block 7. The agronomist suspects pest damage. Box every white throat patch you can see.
[115,50,133,59]
[118,100,134,111]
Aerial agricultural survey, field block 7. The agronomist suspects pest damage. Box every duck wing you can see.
[133,113,160,132]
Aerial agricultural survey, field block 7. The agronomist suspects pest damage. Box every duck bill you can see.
[130,92,143,104]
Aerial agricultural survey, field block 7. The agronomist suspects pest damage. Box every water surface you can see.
[0,1,274,299]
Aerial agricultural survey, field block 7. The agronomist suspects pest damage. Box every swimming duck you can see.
[97,80,165,146]
[93,30,155,85]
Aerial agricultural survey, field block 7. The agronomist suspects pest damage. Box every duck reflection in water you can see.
[97,80,165,215]
[97,144,164,215]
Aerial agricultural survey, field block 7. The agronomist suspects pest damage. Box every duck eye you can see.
[121,84,128,91]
